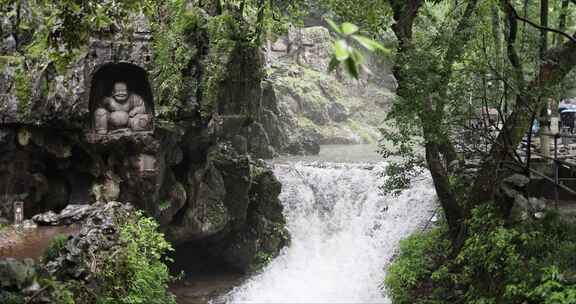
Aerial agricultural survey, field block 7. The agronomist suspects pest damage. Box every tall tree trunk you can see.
[387,0,478,244]
[540,0,549,58]
[555,0,570,46]
[491,4,503,79]
[472,41,576,205]
[539,0,551,159]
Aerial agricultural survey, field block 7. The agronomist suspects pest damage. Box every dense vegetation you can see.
[386,208,576,303]
[40,211,174,304]
[321,0,576,303]
[2,0,576,302]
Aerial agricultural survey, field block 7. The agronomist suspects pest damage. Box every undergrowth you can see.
[385,205,576,304]
[97,211,176,304]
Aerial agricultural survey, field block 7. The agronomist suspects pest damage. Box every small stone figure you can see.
[13,201,23,225]
[94,82,151,134]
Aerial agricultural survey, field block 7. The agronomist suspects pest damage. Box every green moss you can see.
[0,56,23,70]
[14,67,32,120]
[158,200,171,212]
[0,222,9,232]
[205,199,228,230]
[297,116,317,128]
[151,5,204,118]
[150,3,262,121]
[201,13,245,120]
[250,164,266,180]
[347,119,376,143]
[253,251,273,270]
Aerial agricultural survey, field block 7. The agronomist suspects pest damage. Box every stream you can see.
[173,144,437,303]
[0,225,80,261]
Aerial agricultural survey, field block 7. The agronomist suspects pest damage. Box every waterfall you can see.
[226,160,437,303]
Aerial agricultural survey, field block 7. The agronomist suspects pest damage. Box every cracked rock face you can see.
[1,3,288,274]
[43,202,134,280]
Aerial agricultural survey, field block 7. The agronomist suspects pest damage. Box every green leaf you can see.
[334,39,350,61]
[325,18,342,35]
[341,22,359,36]
[350,49,364,64]
[70,3,82,14]
[351,35,387,52]
[328,57,340,73]
[344,58,359,79]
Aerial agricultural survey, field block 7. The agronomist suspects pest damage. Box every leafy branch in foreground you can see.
[326,20,424,195]
[325,19,391,78]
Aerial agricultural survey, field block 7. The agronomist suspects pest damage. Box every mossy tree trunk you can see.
[387,0,478,246]
[388,0,576,250]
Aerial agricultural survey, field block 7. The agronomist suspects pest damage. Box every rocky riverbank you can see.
[1,0,289,288]
[0,202,175,303]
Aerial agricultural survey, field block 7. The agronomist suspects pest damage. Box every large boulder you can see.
[162,146,288,272]
[211,165,290,273]
[44,202,134,280]
[32,204,96,226]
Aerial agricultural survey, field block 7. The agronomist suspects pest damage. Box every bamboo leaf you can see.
[345,58,359,79]
[325,18,342,36]
[334,39,350,61]
[351,35,386,52]
[328,57,340,72]
[350,49,364,64]
[341,22,359,36]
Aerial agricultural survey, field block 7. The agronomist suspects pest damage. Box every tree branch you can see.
[511,6,576,44]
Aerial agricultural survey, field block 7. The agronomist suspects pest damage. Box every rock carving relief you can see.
[90,63,154,134]
[94,82,151,134]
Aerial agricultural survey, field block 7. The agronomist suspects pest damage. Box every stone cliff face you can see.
[261,26,396,155]
[0,1,287,272]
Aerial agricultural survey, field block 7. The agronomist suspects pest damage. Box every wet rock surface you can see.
[262,26,394,155]
[43,202,133,280]
[0,3,288,273]
[32,204,96,226]
[0,4,291,303]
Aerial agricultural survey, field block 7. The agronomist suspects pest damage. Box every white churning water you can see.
[226,161,437,303]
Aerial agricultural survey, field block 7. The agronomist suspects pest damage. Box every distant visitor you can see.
[94,82,151,134]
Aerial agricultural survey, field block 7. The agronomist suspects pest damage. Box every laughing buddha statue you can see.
[94,82,151,134]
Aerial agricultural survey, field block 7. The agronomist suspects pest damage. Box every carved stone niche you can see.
[89,63,154,135]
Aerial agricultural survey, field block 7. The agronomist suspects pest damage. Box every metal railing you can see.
[524,131,576,204]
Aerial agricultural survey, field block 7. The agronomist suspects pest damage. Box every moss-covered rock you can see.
[0,0,288,279]
[262,25,395,154]
[0,202,176,304]
[213,163,290,273]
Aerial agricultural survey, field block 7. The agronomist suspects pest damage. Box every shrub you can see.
[44,234,69,261]
[97,211,176,304]
[384,206,576,304]
[384,225,450,303]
